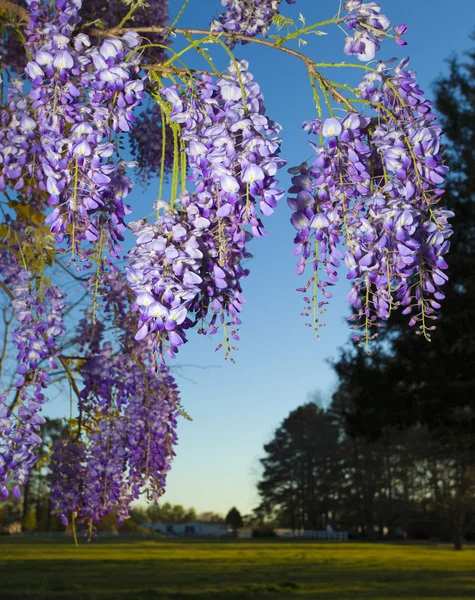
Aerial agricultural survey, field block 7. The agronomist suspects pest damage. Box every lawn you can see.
[0,536,474,600]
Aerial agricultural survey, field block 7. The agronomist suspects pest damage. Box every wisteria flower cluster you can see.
[81,0,170,64]
[289,58,451,345]
[126,208,205,360]
[1,0,172,201]
[49,362,179,531]
[1,0,169,74]
[0,0,145,259]
[212,0,296,43]
[0,248,66,500]
[343,0,407,62]
[48,273,179,533]
[126,59,285,360]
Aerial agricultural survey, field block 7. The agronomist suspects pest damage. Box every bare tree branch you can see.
[7,388,20,415]
[0,306,13,380]
[54,258,88,283]
[63,290,88,317]
[0,280,14,300]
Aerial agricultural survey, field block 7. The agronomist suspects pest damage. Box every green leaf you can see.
[271,14,295,32]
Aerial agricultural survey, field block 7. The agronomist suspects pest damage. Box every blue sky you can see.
[46,0,475,516]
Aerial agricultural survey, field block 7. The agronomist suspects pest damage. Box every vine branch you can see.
[91,26,356,111]
[54,258,88,282]
[1,5,362,112]
[90,25,318,66]
[0,280,14,300]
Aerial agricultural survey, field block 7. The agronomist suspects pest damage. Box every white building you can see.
[146,520,229,538]
[237,529,252,539]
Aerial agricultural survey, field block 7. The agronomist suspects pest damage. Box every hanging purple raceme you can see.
[102,276,180,509]
[126,196,250,361]
[81,0,170,64]
[172,61,286,229]
[48,275,179,533]
[169,59,285,316]
[179,191,249,352]
[3,0,143,259]
[49,356,179,531]
[0,249,66,500]
[289,58,451,345]
[126,208,205,360]
[163,60,286,345]
[211,0,296,43]
[1,0,171,216]
[48,439,88,527]
[49,408,133,533]
[79,414,132,528]
[75,0,172,189]
[123,365,179,503]
[343,0,407,61]
[2,0,83,206]
[125,59,285,360]
[288,113,372,335]
[0,78,40,198]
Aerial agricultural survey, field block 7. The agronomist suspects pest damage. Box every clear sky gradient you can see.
[46,0,475,516]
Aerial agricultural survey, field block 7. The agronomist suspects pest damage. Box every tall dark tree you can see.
[257,403,341,531]
[225,507,243,536]
[383,37,475,434]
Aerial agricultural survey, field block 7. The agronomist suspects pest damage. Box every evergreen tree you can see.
[257,403,341,531]
[225,507,243,536]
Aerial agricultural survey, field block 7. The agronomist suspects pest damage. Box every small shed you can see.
[147,520,228,538]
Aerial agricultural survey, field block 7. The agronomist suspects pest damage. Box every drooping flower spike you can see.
[343,0,407,61]
[289,59,451,346]
[0,248,66,500]
[126,59,286,361]
[211,0,296,44]
[49,270,179,534]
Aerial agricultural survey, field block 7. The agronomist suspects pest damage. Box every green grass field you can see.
[0,536,474,600]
